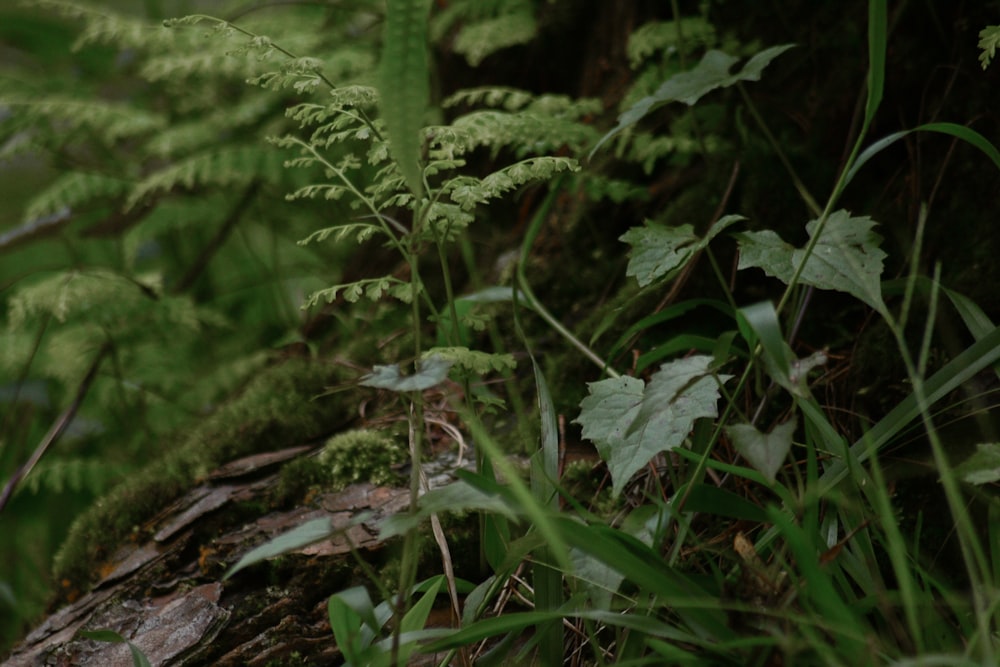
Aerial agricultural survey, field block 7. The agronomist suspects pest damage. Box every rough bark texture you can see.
[4,445,469,667]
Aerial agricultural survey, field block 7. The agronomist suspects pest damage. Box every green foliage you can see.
[52,358,352,591]
[621,214,743,287]
[318,429,408,489]
[978,25,1000,69]
[576,356,731,495]
[593,44,795,155]
[5,1,1000,664]
[379,0,431,198]
[430,0,537,66]
[735,210,888,315]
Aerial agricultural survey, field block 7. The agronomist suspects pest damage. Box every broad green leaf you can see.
[328,590,370,664]
[225,517,340,579]
[735,210,888,314]
[954,443,1000,485]
[575,356,728,495]
[592,45,794,155]
[379,0,430,198]
[726,419,796,484]
[620,214,744,287]
[360,354,453,392]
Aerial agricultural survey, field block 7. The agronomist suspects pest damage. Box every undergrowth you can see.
[3,0,1000,665]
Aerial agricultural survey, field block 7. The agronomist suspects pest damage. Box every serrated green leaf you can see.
[735,210,887,314]
[621,214,744,287]
[954,443,1000,485]
[726,419,796,484]
[360,354,453,392]
[575,356,728,495]
[592,44,794,156]
[379,0,430,198]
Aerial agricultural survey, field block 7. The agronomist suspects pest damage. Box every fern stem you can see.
[0,343,111,513]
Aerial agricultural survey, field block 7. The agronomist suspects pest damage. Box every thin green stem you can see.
[516,181,620,379]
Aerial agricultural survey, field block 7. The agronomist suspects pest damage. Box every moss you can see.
[52,357,356,592]
[269,456,335,508]
[319,429,408,490]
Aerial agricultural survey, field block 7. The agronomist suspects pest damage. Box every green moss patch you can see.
[52,358,355,591]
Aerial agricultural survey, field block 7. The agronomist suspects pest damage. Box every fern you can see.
[146,95,280,158]
[443,86,537,111]
[126,146,288,209]
[627,18,718,68]
[304,276,415,307]
[443,157,579,211]
[28,0,174,52]
[298,221,386,246]
[452,9,537,66]
[423,346,516,375]
[9,269,158,327]
[22,457,127,496]
[22,172,132,223]
[0,97,165,146]
[979,26,1000,69]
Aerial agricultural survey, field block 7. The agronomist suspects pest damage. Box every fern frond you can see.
[127,146,287,209]
[618,130,720,174]
[627,18,717,68]
[422,346,516,375]
[1,97,165,144]
[298,221,386,246]
[304,276,415,308]
[27,0,173,51]
[445,156,578,211]
[8,269,158,327]
[249,56,326,93]
[22,172,131,223]
[23,457,127,496]
[482,156,579,194]
[979,26,1000,70]
[443,86,536,111]
[453,10,536,66]
[426,202,475,239]
[146,95,279,158]
[286,184,353,202]
[434,109,598,158]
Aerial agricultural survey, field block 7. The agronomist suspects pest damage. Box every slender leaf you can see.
[226,517,340,579]
[379,0,430,197]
